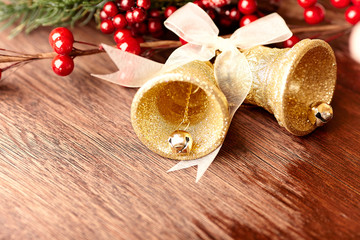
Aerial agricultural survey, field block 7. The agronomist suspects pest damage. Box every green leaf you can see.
[0,0,103,36]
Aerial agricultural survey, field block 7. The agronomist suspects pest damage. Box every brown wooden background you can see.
[0,4,360,240]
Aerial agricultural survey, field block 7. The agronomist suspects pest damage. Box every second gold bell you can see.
[131,39,337,160]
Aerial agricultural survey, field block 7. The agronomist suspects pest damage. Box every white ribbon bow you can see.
[93,3,292,182]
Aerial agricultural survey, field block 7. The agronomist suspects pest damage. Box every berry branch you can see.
[290,24,352,34]
[0,36,183,77]
[0,39,181,64]
[0,21,350,76]
[0,0,358,78]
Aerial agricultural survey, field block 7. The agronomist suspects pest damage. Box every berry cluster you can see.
[196,0,259,29]
[99,0,266,48]
[100,0,180,54]
[298,0,360,25]
[237,0,259,26]
[100,0,150,34]
[49,27,75,76]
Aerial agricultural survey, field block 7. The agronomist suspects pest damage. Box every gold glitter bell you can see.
[131,60,230,160]
[131,39,337,161]
[242,39,336,136]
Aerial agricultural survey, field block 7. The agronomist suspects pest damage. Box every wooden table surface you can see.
[0,22,359,240]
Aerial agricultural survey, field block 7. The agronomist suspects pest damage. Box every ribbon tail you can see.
[214,50,253,118]
[92,71,137,88]
[195,146,221,182]
[167,146,221,182]
[167,159,199,172]
[91,44,163,88]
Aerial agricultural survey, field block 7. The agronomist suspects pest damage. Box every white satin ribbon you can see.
[163,3,292,69]
[92,3,292,182]
[350,22,360,63]
[92,44,163,87]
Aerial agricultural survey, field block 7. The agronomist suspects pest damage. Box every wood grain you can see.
[0,12,360,240]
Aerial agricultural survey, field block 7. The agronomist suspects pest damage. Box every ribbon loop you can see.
[214,49,252,117]
[164,3,219,46]
[230,13,293,49]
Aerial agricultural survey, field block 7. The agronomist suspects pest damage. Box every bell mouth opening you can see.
[131,72,229,160]
[282,39,337,136]
[157,81,209,125]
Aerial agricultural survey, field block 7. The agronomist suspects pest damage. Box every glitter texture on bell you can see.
[243,39,337,136]
[131,61,230,161]
[131,39,337,161]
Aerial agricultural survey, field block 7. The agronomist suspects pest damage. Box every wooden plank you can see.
[0,23,359,240]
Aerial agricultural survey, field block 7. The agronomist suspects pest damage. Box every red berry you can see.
[238,0,257,15]
[353,0,360,6]
[220,6,231,17]
[206,8,217,20]
[53,38,73,55]
[202,0,230,8]
[117,37,141,55]
[103,1,119,18]
[330,0,350,8]
[125,11,134,23]
[297,0,317,8]
[151,29,164,38]
[240,14,258,26]
[345,6,360,25]
[229,7,241,21]
[137,0,151,10]
[133,8,146,23]
[148,18,162,33]
[219,16,232,27]
[119,0,135,11]
[49,27,74,48]
[201,0,211,8]
[114,29,132,43]
[135,36,145,44]
[52,55,74,76]
[113,14,127,29]
[193,0,204,8]
[149,9,161,18]
[100,19,115,34]
[304,4,325,24]
[283,35,300,48]
[100,10,109,20]
[164,6,177,18]
[131,22,148,36]
[219,7,232,27]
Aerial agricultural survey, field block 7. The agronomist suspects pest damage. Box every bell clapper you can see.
[308,102,333,127]
[168,130,193,154]
[168,84,195,154]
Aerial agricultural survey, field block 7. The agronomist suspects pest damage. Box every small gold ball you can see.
[168,130,193,154]
[309,102,333,127]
